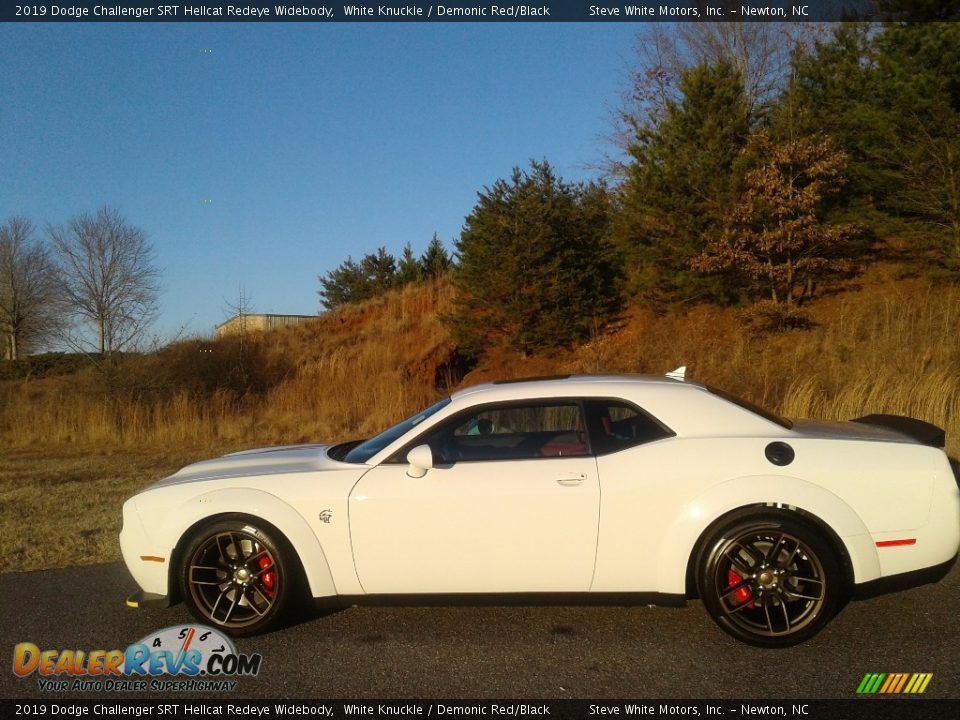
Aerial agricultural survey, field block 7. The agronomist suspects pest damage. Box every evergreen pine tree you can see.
[420,233,452,279]
[396,242,423,285]
[613,61,751,304]
[449,161,621,357]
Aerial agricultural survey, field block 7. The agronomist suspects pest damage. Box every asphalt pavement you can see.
[1,561,958,699]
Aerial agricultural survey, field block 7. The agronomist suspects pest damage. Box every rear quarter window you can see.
[585,399,675,455]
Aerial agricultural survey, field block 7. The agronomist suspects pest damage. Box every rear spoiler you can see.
[851,414,945,449]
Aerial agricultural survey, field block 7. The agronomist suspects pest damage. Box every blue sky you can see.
[1,23,640,341]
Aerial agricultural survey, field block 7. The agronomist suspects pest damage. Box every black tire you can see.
[178,518,300,637]
[697,510,843,648]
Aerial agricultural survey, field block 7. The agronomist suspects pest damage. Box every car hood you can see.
[152,444,355,487]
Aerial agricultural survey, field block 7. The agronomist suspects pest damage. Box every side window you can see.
[585,400,674,455]
[419,402,588,463]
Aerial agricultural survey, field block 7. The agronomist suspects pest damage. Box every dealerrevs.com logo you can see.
[12,625,262,692]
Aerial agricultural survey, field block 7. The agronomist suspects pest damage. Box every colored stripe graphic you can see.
[864,673,885,694]
[857,673,932,694]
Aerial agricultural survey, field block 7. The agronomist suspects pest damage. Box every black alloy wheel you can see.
[698,511,843,648]
[180,519,299,636]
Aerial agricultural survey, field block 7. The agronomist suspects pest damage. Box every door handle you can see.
[556,474,586,486]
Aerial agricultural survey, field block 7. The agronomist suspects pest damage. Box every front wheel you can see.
[697,512,843,648]
[179,519,300,636]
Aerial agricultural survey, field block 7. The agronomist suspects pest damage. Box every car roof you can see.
[364,372,789,466]
[450,373,706,401]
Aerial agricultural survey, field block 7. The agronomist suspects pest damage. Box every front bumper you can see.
[119,497,171,598]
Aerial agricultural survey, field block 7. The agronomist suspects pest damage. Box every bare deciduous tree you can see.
[607,23,823,176]
[0,216,63,360]
[50,206,160,355]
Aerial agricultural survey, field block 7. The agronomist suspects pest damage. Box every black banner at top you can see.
[3,1,959,24]
[1,699,959,719]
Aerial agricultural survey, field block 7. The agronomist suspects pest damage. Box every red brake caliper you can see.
[257,550,275,598]
[727,569,752,606]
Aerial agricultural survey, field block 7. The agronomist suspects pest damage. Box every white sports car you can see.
[121,371,960,647]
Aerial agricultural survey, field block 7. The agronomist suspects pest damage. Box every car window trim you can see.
[380,396,677,465]
[382,398,593,465]
[583,397,676,457]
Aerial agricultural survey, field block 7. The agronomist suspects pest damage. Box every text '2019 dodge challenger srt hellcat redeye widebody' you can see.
[121,371,960,647]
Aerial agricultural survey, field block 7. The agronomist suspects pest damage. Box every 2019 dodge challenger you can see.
[121,371,960,647]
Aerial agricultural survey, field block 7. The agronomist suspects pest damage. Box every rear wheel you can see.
[698,512,842,648]
[179,518,299,636]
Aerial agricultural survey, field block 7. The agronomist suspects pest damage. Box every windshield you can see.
[343,397,452,464]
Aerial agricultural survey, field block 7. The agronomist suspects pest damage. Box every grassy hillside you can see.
[0,279,456,451]
[2,268,958,457]
[467,268,960,459]
[2,267,958,573]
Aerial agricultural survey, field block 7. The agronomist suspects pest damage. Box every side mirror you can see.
[406,444,434,478]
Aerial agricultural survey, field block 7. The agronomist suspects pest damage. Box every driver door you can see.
[348,401,600,594]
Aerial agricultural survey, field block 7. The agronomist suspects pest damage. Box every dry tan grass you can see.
[1,272,957,457]
[0,279,456,450]
[0,450,206,573]
[560,273,960,457]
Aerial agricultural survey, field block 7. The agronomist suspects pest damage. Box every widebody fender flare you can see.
[656,474,880,594]
[169,488,337,599]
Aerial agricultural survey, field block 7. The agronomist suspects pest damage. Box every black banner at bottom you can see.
[2,699,958,720]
